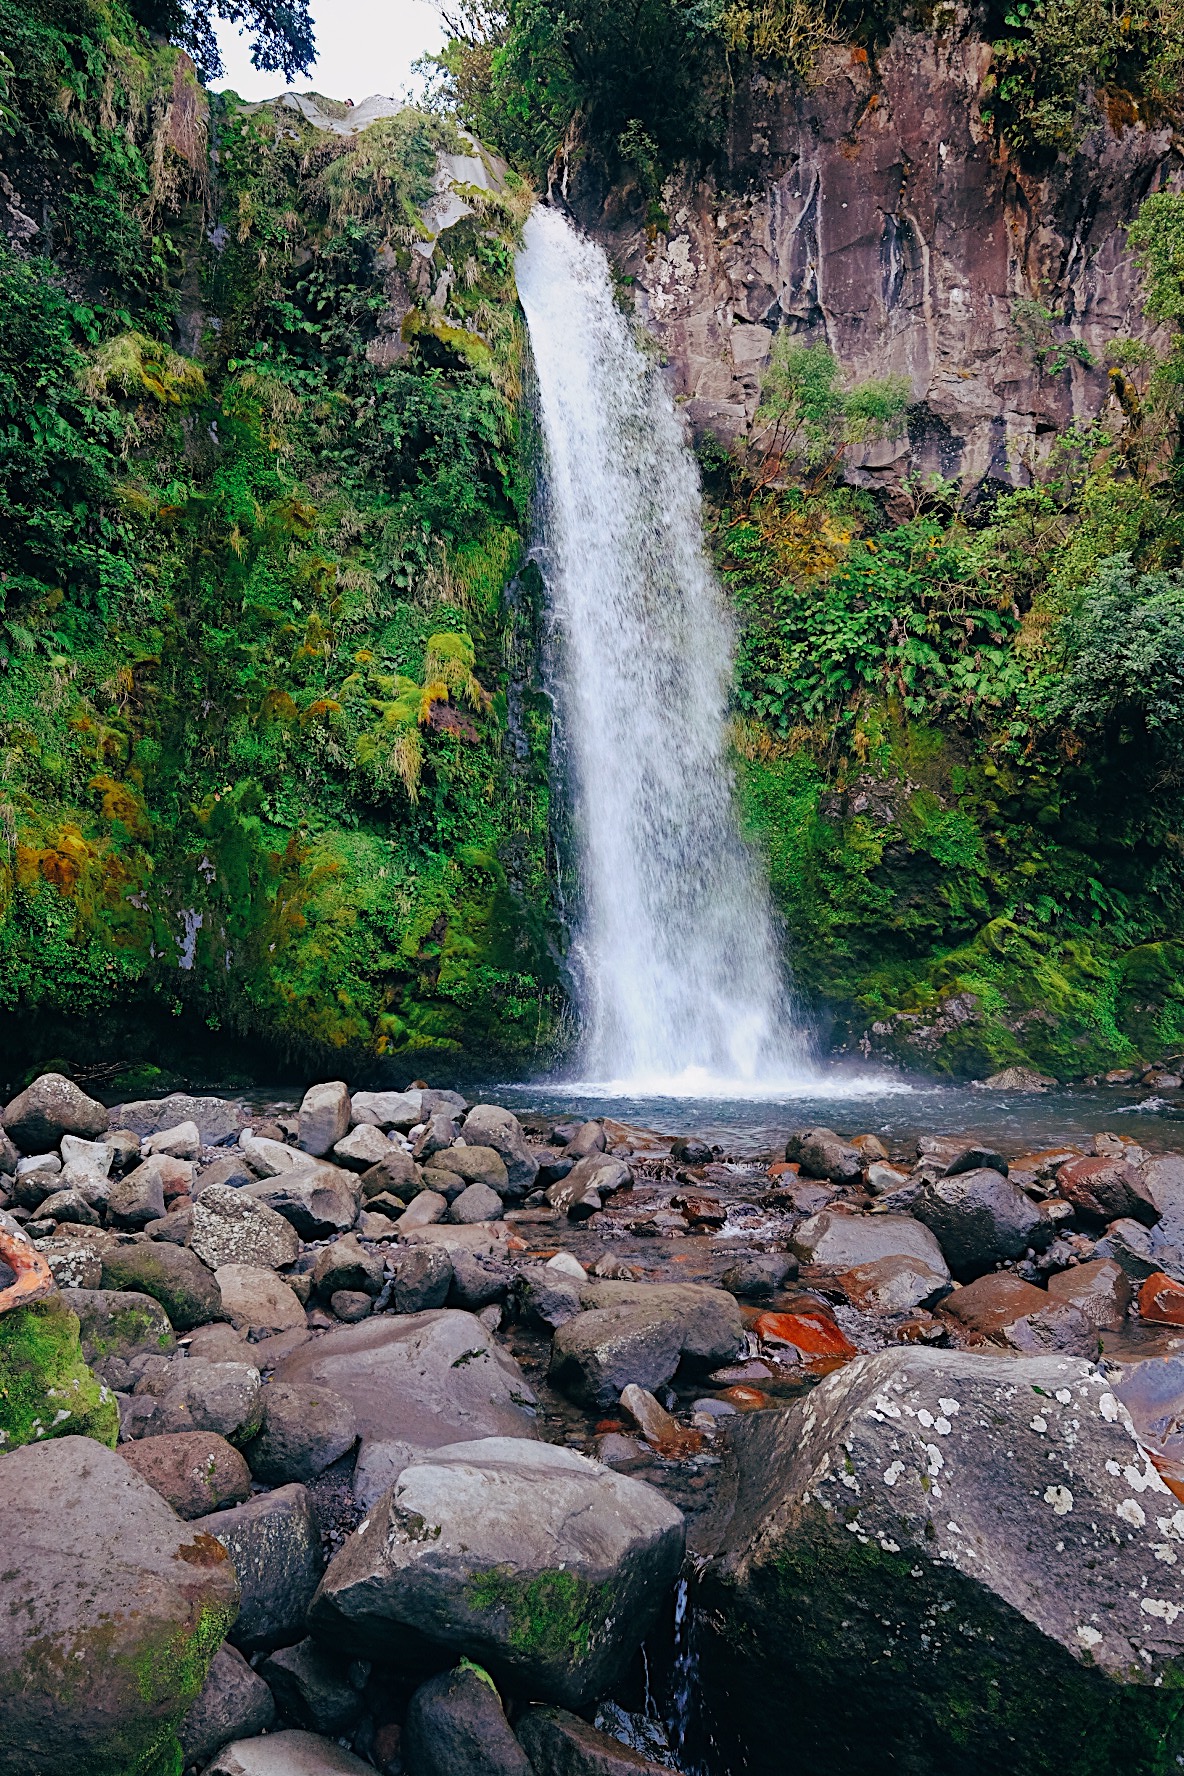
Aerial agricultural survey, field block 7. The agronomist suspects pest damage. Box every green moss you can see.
[0,1295,119,1452]
[466,1566,615,1667]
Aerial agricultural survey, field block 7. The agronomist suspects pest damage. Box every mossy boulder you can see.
[698,1348,1184,1775]
[100,1242,222,1333]
[0,1434,239,1776]
[0,1294,119,1453]
[61,1285,176,1363]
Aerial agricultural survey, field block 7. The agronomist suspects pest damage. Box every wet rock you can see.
[784,1127,864,1184]
[144,1119,201,1161]
[260,1638,363,1735]
[180,1642,277,1768]
[619,1382,701,1456]
[547,1169,604,1219]
[449,1180,505,1223]
[100,1240,222,1331]
[200,1482,323,1653]
[297,1081,352,1158]
[563,1120,606,1159]
[594,1431,647,1467]
[866,1160,911,1196]
[719,1254,798,1298]
[244,1380,358,1483]
[114,1092,244,1145]
[413,1110,460,1163]
[331,1123,395,1172]
[752,1307,857,1360]
[1139,1271,1184,1326]
[981,1065,1056,1089]
[1046,1257,1132,1330]
[243,1164,359,1239]
[461,1105,540,1195]
[395,1189,448,1230]
[359,1148,419,1201]
[106,1159,168,1229]
[449,1248,514,1310]
[940,1273,1096,1354]
[118,1428,251,1518]
[944,1146,1009,1177]
[0,1435,238,1776]
[313,1232,384,1299]
[192,1183,301,1271]
[1094,1216,1163,1281]
[1057,1156,1160,1228]
[309,1437,685,1706]
[62,1285,175,1363]
[351,1088,423,1132]
[550,1284,744,1407]
[1143,1154,1184,1226]
[392,1243,453,1312]
[698,1348,1184,1773]
[792,1210,950,1279]
[216,1263,307,1336]
[670,1134,713,1166]
[3,1072,108,1150]
[850,1134,890,1163]
[837,1254,950,1313]
[205,1729,374,1775]
[331,1289,373,1322]
[517,1703,673,1775]
[910,1169,1051,1280]
[155,1358,263,1444]
[517,1264,583,1330]
[403,1664,533,1776]
[274,1308,539,1449]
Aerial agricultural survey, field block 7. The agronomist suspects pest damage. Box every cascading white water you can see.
[516,205,816,1093]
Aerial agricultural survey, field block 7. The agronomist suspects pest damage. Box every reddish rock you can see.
[1139,1271,1184,1326]
[752,1309,857,1360]
[940,1273,1047,1338]
[620,1383,703,1457]
[1056,1156,1159,1227]
[674,1193,726,1229]
[1046,1257,1131,1330]
[836,1255,947,1314]
[118,1430,251,1519]
[720,1385,769,1409]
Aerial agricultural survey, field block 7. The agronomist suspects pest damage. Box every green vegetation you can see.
[0,0,561,1079]
[0,1296,120,1451]
[466,1565,614,1666]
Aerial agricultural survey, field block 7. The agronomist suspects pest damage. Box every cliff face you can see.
[581,26,1180,488]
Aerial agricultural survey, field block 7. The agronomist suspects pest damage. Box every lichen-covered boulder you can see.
[0,1435,239,1776]
[2,1072,108,1150]
[60,1285,175,1364]
[199,1483,323,1653]
[0,1294,119,1452]
[308,1437,685,1706]
[698,1347,1184,1775]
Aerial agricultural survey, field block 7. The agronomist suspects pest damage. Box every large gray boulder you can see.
[199,1483,323,1652]
[114,1092,243,1144]
[154,1359,263,1444]
[698,1347,1184,1774]
[785,1126,864,1183]
[791,1211,950,1279]
[243,1164,358,1239]
[215,1263,306,1336]
[2,1072,108,1150]
[244,1381,358,1484]
[105,1159,167,1230]
[0,1435,239,1776]
[205,1730,374,1775]
[309,1437,685,1706]
[180,1642,276,1767]
[461,1104,539,1195]
[273,1308,538,1450]
[297,1081,351,1158]
[432,1143,510,1193]
[550,1283,744,1408]
[909,1168,1053,1279]
[350,1088,423,1132]
[192,1183,301,1270]
[403,1665,533,1776]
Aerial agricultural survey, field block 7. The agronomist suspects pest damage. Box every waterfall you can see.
[516,205,815,1093]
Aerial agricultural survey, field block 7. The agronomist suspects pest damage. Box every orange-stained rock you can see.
[720,1385,769,1410]
[1139,1271,1184,1326]
[766,1160,801,1179]
[752,1309,857,1360]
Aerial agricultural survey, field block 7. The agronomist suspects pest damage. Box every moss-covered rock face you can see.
[0,1294,119,1452]
[0,0,561,1080]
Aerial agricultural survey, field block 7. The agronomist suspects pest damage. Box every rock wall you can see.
[578,25,1182,488]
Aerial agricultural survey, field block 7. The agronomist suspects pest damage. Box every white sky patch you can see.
[211,0,446,105]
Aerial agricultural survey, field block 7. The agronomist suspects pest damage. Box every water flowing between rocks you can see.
[516,205,815,1097]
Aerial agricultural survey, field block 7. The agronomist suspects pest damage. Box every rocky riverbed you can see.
[4,1073,1184,1774]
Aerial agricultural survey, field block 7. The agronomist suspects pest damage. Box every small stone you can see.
[461,1104,540,1196]
[350,1089,423,1132]
[357,1209,400,1239]
[359,1149,419,1201]
[719,1255,797,1298]
[118,1429,252,1518]
[242,1164,359,1239]
[331,1289,373,1322]
[866,1160,911,1195]
[1056,1156,1160,1228]
[38,1188,99,1226]
[670,1134,713,1165]
[944,1146,1009,1178]
[837,1255,949,1314]
[752,1309,857,1360]
[195,1154,254,1195]
[447,1248,512,1310]
[332,1124,394,1172]
[980,1066,1056,1090]
[784,1127,863,1183]
[448,1180,504,1223]
[203,1729,373,1775]
[593,1431,647,1467]
[241,1132,305,1177]
[413,1110,459,1163]
[61,1135,112,1176]
[620,1382,702,1456]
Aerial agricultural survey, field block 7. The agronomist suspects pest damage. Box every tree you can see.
[130,0,316,82]
[1048,553,1184,749]
[750,336,910,493]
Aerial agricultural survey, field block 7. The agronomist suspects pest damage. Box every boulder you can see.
[449,1180,504,1224]
[420,1088,468,1119]
[61,1285,175,1364]
[1095,1216,1164,1282]
[910,1169,1052,1279]
[38,1187,99,1226]
[244,1380,358,1483]
[1057,1156,1160,1228]
[981,1065,1056,1089]
[836,1254,949,1314]
[413,1110,460,1163]
[784,1127,864,1184]
[392,1243,453,1312]
[216,1263,306,1336]
[790,1211,950,1279]
[517,1265,584,1331]
[332,1123,394,1172]
[944,1146,1009,1178]
[566,1120,608,1159]
[359,1148,419,1201]
[312,1232,384,1299]
[433,1144,511,1192]
[309,1438,685,1706]
[1046,1257,1132,1330]
[395,1189,448,1230]
[199,1483,323,1652]
[403,1665,533,1776]
[550,1284,744,1408]
[941,1273,1097,1355]
[243,1164,358,1239]
[11,1154,63,1209]
[274,1309,538,1450]
[697,1348,1184,1774]
[100,1240,222,1331]
[2,1072,108,1150]
[205,1730,374,1776]
[118,1429,251,1518]
[143,1119,201,1161]
[259,1638,363,1735]
[448,1248,513,1311]
[113,1092,243,1144]
[719,1255,798,1298]
[461,1105,539,1195]
[34,1228,111,1289]
[0,1293,119,1452]
[297,1081,352,1158]
[517,1705,673,1775]
[0,1435,238,1776]
[241,1132,305,1177]
[154,1359,263,1444]
[350,1088,423,1132]
[192,1183,301,1270]
[196,1153,255,1194]
[106,1159,168,1230]
[180,1642,277,1768]
[1144,1154,1184,1230]
[61,1133,112,1175]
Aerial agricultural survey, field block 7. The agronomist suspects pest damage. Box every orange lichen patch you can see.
[0,1224,55,1315]
[89,773,151,839]
[753,1309,858,1360]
